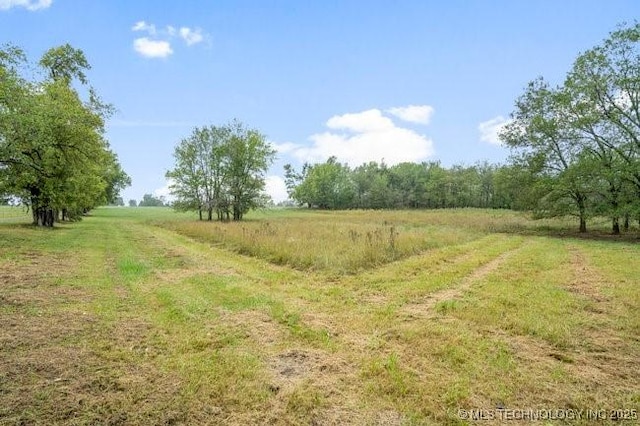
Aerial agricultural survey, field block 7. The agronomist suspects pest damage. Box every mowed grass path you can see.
[0,208,638,425]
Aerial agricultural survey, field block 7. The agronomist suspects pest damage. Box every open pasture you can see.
[0,206,30,224]
[0,207,638,424]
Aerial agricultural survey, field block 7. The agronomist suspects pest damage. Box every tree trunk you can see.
[623,214,629,231]
[233,200,242,220]
[30,192,55,227]
[198,208,202,221]
[34,206,55,227]
[579,217,587,233]
[577,193,587,233]
[609,183,620,234]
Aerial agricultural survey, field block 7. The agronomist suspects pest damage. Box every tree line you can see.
[0,44,129,226]
[284,158,520,211]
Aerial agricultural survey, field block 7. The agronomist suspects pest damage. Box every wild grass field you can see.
[0,207,638,425]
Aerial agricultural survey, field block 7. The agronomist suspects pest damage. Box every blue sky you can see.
[2,0,638,203]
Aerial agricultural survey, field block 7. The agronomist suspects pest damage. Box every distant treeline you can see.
[284,159,521,211]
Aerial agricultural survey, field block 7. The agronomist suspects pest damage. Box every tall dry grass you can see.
[156,209,523,274]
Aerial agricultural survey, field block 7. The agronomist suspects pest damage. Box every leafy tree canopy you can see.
[0,43,129,226]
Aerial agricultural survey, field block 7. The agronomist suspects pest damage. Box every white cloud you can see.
[153,180,175,202]
[478,115,511,145]
[288,108,435,166]
[131,21,207,58]
[326,109,395,133]
[0,0,51,10]
[132,20,156,35]
[133,37,173,59]
[265,176,289,203]
[387,105,434,125]
[179,27,204,46]
[270,141,299,154]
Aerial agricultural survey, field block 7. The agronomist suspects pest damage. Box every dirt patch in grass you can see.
[221,308,285,348]
[271,349,319,384]
[262,347,366,425]
[268,347,355,395]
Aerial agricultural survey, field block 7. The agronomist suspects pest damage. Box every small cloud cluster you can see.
[387,105,434,125]
[0,0,51,11]
[478,115,511,145]
[131,20,207,59]
[179,27,204,46]
[277,106,436,167]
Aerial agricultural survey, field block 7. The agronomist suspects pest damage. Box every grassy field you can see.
[0,205,31,224]
[0,207,638,425]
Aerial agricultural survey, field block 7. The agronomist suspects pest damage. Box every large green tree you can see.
[225,121,276,220]
[0,44,128,226]
[562,23,640,232]
[287,157,355,209]
[167,126,221,220]
[501,22,640,233]
[501,78,594,232]
[167,120,275,221]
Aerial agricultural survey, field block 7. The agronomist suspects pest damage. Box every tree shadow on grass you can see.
[497,223,640,245]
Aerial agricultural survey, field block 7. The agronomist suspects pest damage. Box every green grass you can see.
[0,205,30,224]
[0,207,638,425]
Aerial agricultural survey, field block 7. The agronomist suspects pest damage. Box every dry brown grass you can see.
[157,210,490,274]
